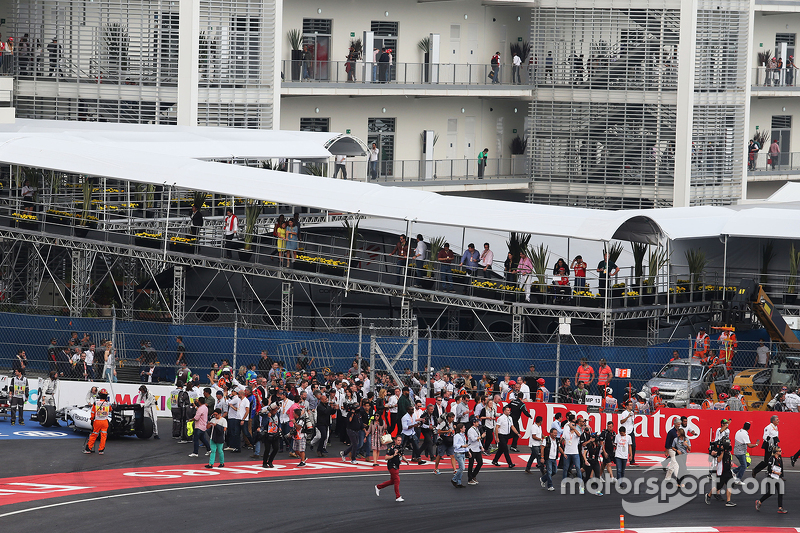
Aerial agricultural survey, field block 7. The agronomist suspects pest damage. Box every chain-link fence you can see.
[0,310,790,406]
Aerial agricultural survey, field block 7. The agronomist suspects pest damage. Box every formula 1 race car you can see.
[56,402,154,439]
[0,386,9,421]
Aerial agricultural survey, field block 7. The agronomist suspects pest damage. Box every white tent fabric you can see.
[0,119,365,160]
[2,119,800,244]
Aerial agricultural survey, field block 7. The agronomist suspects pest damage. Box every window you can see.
[303,18,332,81]
[300,118,330,132]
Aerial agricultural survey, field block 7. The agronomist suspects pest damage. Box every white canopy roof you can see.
[0,119,367,159]
[1,119,799,244]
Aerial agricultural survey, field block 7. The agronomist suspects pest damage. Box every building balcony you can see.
[280,60,532,97]
[747,152,800,180]
[332,157,530,192]
[751,67,800,95]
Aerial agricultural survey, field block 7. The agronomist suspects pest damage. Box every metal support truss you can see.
[241,274,255,327]
[70,249,96,317]
[400,299,413,337]
[330,288,343,330]
[280,281,293,331]
[512,306,524,343]
[120,255,137,320]
[24,243,42,307]
[447,307,460,340]
[173,265,186,325]
[646,317,659,345]
[601,314,615,347]
[0,239,15,301]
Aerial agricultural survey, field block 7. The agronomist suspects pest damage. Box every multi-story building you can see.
[0,0,796,207]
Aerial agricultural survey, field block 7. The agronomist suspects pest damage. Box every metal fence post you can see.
[111,305,117,351]
[369,324,376,390]
[555,330,561,400]
[357,314,363,374]
[233,309,238,370]
[427,326,432,398]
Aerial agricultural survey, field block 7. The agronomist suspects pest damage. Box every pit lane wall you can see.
[427,399,799,452]
[0,376,174,416]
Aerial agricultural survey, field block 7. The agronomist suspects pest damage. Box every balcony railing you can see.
[747,151,800,174]
[333,157,528,182]
[281,59,532,86]
[752,66,799,88]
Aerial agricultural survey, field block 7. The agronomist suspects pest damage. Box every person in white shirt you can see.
[784,388,800,412]
[512,52,522,84]
[466,416,485,484]
[386,388,400,434]
[614,426,632,478]
[619,400,637,465]
[479,243,494,279]
[752,415,780,476]
[452,423,469,487]
[400,406,425,464]
[333,154,347,179]
[411,234,427,288]
[369,143,379,180]
[222,208,238,259]
[518,379,531,401]
[561,418,582,482]
[756,339,770,367]
[525,415,544,475]
[492,405,518,468]
[550,412,564,439]
[432,373,445,396]
[482,399,496,453]
[733,422,759,482]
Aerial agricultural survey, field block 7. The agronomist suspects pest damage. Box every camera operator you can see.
[259,402,282,468]
[340,397,366,464]
[313,392,334,457]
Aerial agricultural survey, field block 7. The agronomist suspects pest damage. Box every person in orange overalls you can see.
[694,328,710,362]
[84,388,111,454]
[718,330,737,371]
[649,387,665,411]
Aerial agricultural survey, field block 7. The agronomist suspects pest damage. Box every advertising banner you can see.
[54,380,176,417]
[427,399,799,452]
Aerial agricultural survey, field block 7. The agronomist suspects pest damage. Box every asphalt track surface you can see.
[2,420,799,533]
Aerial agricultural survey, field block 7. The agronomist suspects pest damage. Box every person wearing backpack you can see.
[490,51,500,84]
[206,408,226,468]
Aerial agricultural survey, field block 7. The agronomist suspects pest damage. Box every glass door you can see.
[368,117,396,177]
[303,19,332,81]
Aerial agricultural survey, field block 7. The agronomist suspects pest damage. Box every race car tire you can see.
[37,405,57,427]
[136,416,154,439]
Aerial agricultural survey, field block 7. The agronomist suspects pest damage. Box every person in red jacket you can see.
[84,388,111,454]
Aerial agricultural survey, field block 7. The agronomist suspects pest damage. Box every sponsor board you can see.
[0,428,82,440]
[427,399,800,452]
[54,380,175,417]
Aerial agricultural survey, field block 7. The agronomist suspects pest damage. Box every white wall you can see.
[752,12,800,65]
[280,95,526,161]
[282,0,529,68]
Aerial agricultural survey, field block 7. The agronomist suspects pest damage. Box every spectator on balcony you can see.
[222,208,238,259]
[769,139,781,170]
[47,38,62,77]
[301,45,312,81]
[390,234,410,285]
[571,255,587,289]
[333,154,347,179]
[378,48,391,83]
[478,243,494,279]
[490,51,500,84]
[787,55,795,86]
[190,204,203,237]
[369,142,380,180]
[21,179,36,213]
[438,242,455,293]
[346,46,358,82]
[477,148,489,178]
[18,34,29,74]
[512,52,522,84]
[285,218,298,266]
[516,249,534,302]
[748,140,758,171]
[459,243,480,279]
[504,252,517,284]
[596,251,619,299]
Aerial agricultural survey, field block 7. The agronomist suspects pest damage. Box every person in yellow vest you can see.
[719,331,737,371]
[84,388,112,454]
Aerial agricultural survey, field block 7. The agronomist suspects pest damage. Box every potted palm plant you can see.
[424,235,446,290]
[75,181,94,237]
[528,243,549,303]
[418,36,431,82]
[239,200,262,261]
[685,248,708,302]
[288,29,303,81]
